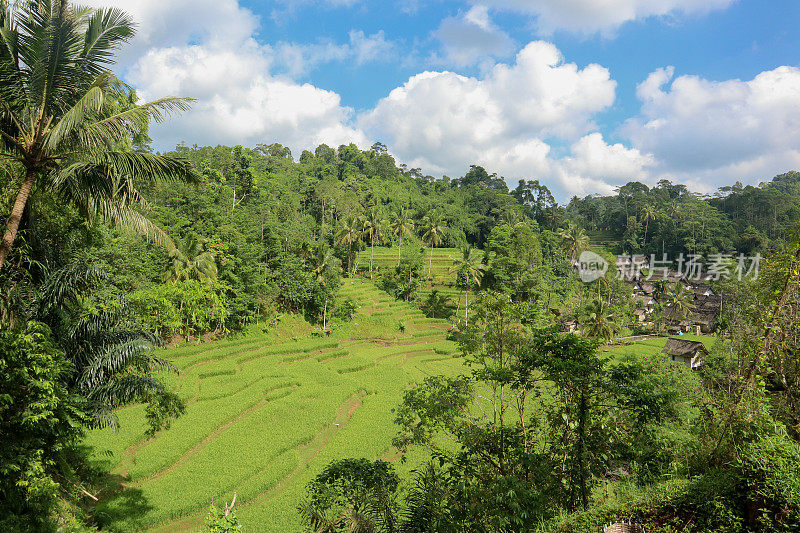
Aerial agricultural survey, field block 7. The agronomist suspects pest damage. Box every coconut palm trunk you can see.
[0,170,36,269]
[465,290,469,326]
[370,236,375,279]
[397,234,402,266]
[429,244,434,278]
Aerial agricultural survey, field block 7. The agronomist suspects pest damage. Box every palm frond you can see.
[38,262,106,311]
[76,97,194,148]
[90,199,177,252]
[42,82,104,149]
[90,150,200,184]
[78,7,134,78]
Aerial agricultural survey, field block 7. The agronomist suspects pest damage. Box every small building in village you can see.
[662,338,708,370]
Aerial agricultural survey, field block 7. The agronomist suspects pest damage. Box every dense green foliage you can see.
[2,2,800,531]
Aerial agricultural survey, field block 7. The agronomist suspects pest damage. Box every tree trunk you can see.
[370,237,374,280]
[397,235,402,266]
[323,296,328,331]
[428,245,433,278]
[0,169,37,270]
[465,290,469,326]
[348,242,352,275]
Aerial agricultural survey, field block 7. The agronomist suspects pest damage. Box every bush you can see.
[298,459,399,532]
[0,323,81,531]
[126,279,230,339]
[419,290,453,319]
[332,296,359,321]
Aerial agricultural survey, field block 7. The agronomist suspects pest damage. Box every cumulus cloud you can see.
[476,0,735,35]
[432,5,515,67]
[129,44,368,151]
[361,41,624,196]
[86,0,372,153]
[81,0,259,66]
[623,66,800,191]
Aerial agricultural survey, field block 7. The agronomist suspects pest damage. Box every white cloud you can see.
[81,0,259,66]
[361,41,622,196]
[476,0,735,35]
[87,0,373,153]
[623,66,800,190]
[432,5,515,67]
[129,44,368,151]
[348,30,397,65]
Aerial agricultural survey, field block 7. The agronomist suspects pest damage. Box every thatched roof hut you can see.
[662,338,708,370]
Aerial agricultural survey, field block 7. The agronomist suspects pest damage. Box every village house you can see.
[662,338,709,370]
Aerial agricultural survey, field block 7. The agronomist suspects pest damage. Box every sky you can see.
[85,0,800,200]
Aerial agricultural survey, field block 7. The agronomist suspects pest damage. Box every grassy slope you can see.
[357,245,464,306]
[85,278,462,532]
[84,272,716,532]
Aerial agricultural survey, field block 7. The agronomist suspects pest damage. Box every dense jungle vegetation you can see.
[2,1,800,532]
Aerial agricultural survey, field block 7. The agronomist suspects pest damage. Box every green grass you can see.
[83,277,716,532]
[84,278,463,532]
[357,246,465,307]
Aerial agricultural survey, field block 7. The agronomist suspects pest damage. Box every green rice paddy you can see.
[84,275,715,532]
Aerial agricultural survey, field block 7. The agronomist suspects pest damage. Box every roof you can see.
[663,305,687,321]
[695,294,722,313]
[662,338,709,357]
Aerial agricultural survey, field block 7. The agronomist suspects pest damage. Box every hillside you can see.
[85,278,463,531]
[357,245,464,306]
[84,277,715,532]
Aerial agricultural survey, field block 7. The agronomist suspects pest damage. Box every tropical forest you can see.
[2,1,800,532]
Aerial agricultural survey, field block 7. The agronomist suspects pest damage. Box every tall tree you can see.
[308,244,335,331]
[556,221,590,262]
[336,214,361,275]
[361,207,385,280]
[450,246,486,326]
[420,209,445,278]
[390,207,414,266]
[641,203,658,245]
[0,0,199,269]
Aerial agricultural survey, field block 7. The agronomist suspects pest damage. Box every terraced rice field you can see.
[84,278,463,532]
[357,245,464,307]
[84,272,716,532]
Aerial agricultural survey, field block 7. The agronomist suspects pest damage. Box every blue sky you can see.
[89,0,800,200]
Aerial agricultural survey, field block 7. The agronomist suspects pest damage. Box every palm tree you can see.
[449,246,486,326]
[420,210,445,278]
[390,207,414,266]
[583,298,619,342]
[308,245,335,331]
[361,208,385,279]
[163,235,217,283]
[501,210,525,228]
[336,214,361,275]
[652,279,669,302]
[666,282,694,317]
[0,1,199,269]
[556,221,590,262]
[34,263,179,430]
[641,203,658,245]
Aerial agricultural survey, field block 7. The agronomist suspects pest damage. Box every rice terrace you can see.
[84,269,714,531]
[85,276,463,531]
[2,1,800,532]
